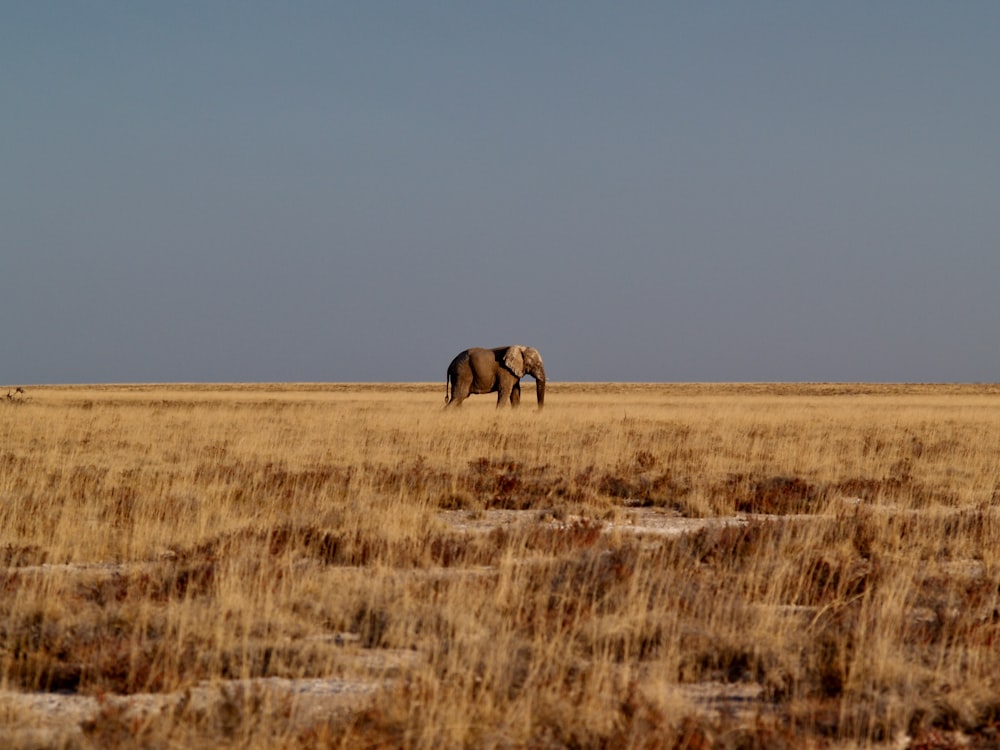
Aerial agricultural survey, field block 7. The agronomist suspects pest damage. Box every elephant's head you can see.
[503,346,546,407]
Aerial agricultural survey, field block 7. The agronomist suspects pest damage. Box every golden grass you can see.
[2,383,999,748]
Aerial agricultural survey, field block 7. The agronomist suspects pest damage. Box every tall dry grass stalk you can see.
[1,382,999,748]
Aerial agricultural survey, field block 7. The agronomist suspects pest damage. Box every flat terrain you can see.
[2,383,1000,748]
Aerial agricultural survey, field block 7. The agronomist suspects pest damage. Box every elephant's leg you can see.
[510,382,521,407]
[452,381,471,407]
[496,374,516,408]
[446,373,471,407]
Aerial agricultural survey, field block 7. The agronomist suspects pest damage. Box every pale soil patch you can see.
[0,676,386,747]
[667,681,766,721]
[0,641,421,746]
[0,676,777,748]
[437,507,750,536]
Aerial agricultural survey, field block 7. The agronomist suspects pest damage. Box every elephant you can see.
[445,345,546,408]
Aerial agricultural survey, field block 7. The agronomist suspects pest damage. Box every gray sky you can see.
[4,3,999,384]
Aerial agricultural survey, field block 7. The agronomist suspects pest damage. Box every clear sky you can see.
[3,3,999,384]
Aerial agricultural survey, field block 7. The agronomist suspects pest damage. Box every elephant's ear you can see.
[503,346,526,377]
[523,347,543,370]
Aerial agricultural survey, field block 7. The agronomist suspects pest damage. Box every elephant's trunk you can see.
[533,368,546,408]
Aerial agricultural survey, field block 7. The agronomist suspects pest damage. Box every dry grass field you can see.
[2,382,1000,748]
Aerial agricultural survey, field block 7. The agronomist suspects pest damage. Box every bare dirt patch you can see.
[438,507,750,538]
[0,676,387,747]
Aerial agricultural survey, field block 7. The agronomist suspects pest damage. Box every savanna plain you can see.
[2,382,1000,749]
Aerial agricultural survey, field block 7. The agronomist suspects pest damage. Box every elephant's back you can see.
[447,349,472,374]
